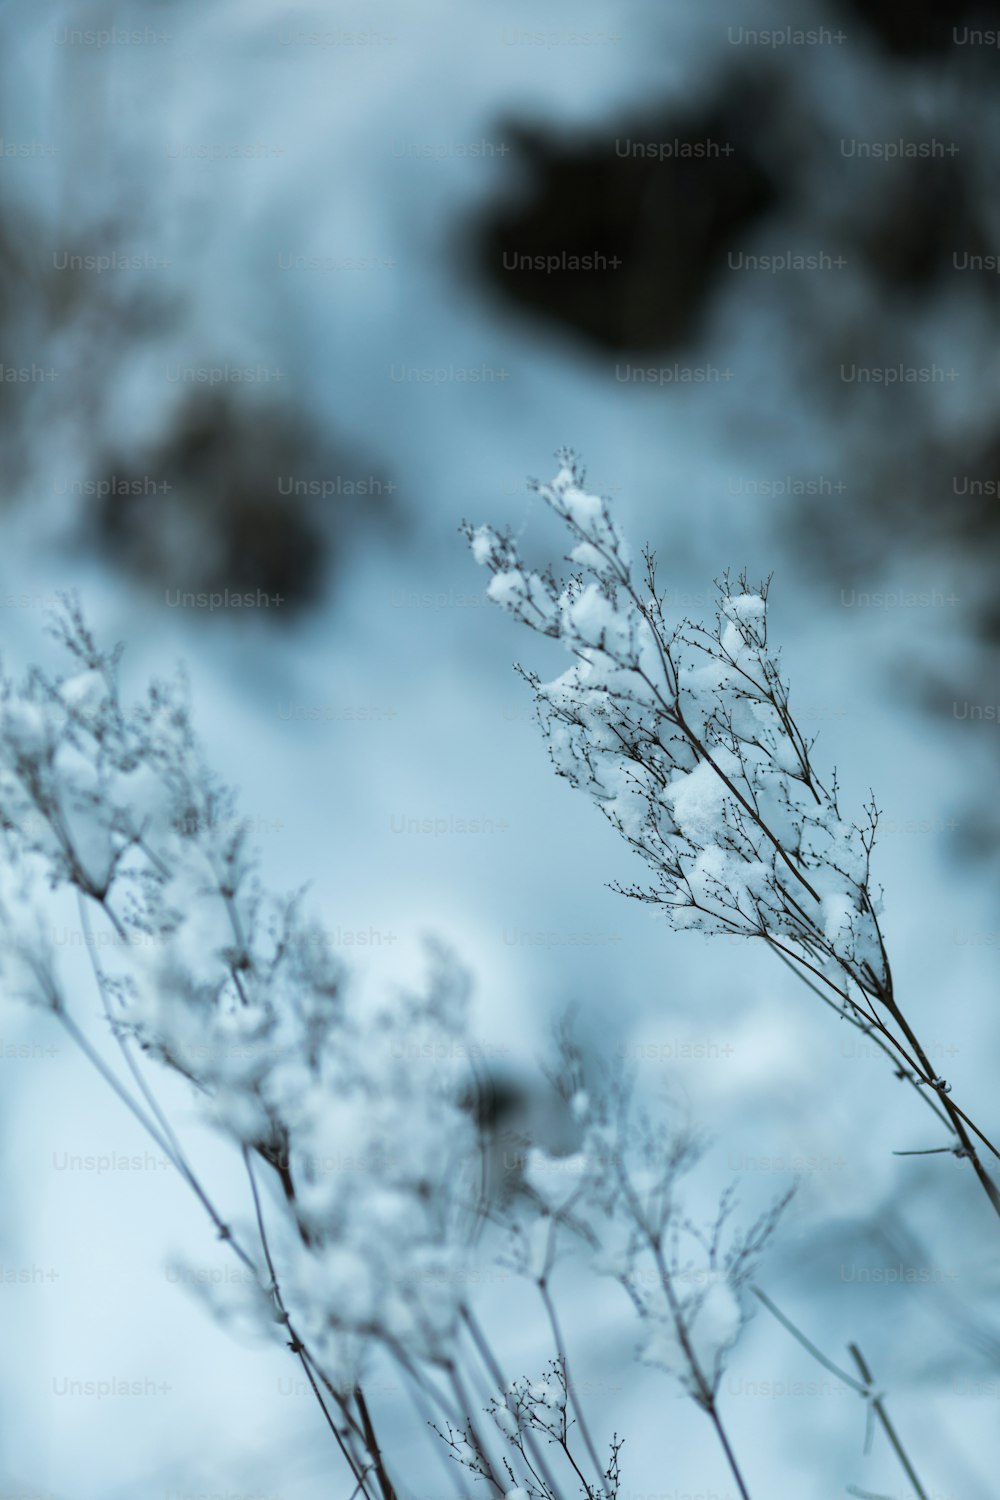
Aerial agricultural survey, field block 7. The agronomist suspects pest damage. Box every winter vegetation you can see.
[1,0,997,1491]
[468,454,1000,1224]
[0,599,785,1498]
[1,451,989,1497]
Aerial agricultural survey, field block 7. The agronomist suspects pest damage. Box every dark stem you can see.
[847,1345,929,1500]
[880,990,1000,1219]
[770,939,1000,1216]
[355,1389,399,1500]
[706,1405,752,1500]
[754,1288,931,1500]
[538,1268,609,1496]
[242,1149,377,1495]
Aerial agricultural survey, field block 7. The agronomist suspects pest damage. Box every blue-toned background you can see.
[1,2,999,1497]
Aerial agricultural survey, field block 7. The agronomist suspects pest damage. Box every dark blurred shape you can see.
[860,158,990,292]
[947,429,1000,640]
[93,393,393,615]
[475,82,781,353]
[837,0,1000,55]
[461,1066,581,1210]
[0,214,30,338]
[0,201,52,486]
[791,420,1000,604]
[786,410,1000,861]
[462,1069,525,1134]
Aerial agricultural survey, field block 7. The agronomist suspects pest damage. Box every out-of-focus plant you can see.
[0,602,790,1500]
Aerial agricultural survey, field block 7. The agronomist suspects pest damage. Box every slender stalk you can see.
[880,989,1000,1218]
[355,1389,399,1500]
[56,1010,260,1272]
[460,1306,567,1499]
[243,1150,378,1496]
[650,1242,753,1500]
[769,938,1000,1219]
[539,1276,609,1498]
[77,893,195,1175]
[847,1346,929,1500]
[751,1288,866,1394]
[398,1364,475,1500]
[767,943,953,1136]
[445,1361,505,1496]
[59,989,372,1495]
[753,1288,930,1500]
[705,1406,751,1500]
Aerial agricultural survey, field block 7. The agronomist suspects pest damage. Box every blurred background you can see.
[2,1,1000,1496]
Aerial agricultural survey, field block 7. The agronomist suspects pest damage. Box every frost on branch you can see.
[467,452,891,1012]
[504,1055,790,1415]
[0,600,800,1499]
[468,457,1000,1229]
[0,600,479,1393]
[433,1056,785,1499]
[437,1351,626,1500]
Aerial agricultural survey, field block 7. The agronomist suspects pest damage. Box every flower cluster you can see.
[0,592,936,1500]
[469,451,1000,1231]
[510,1059,789,1413]
[467,451,888,1007]
[0,602,478,1394]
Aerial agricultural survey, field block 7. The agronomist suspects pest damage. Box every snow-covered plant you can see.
[425,1061,784,1500]
[488,1039,789,1500]
[0,599,928,1500]
[467,452,1000,1223]
[0,603,481,1496]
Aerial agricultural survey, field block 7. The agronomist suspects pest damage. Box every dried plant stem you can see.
[58,989,378,1497]
[538,1281,609,1497]
[705,1407,752,1500]
[770,939,1000,1219]
[847,1345,929,1500]
[469,466,1000,1230]
[243,1149,381,1497]
[753,1287,930,1500]
[460,1306,569,1499]
[355,1389,399,1500]
[651,1244,752,1500]
[77,892,195,1175]
[535,1208,610,1498]
[881,990,1000,1219]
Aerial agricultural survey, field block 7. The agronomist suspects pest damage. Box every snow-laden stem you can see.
[58,1001,375,1493]
[243,1147,378,1496]
[0,597,800,1496]
[467,452,1000,1225]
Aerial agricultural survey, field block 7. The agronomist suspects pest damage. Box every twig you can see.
[753,1287,930,1500]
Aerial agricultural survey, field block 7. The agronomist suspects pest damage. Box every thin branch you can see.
[753,1287,930,1500]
